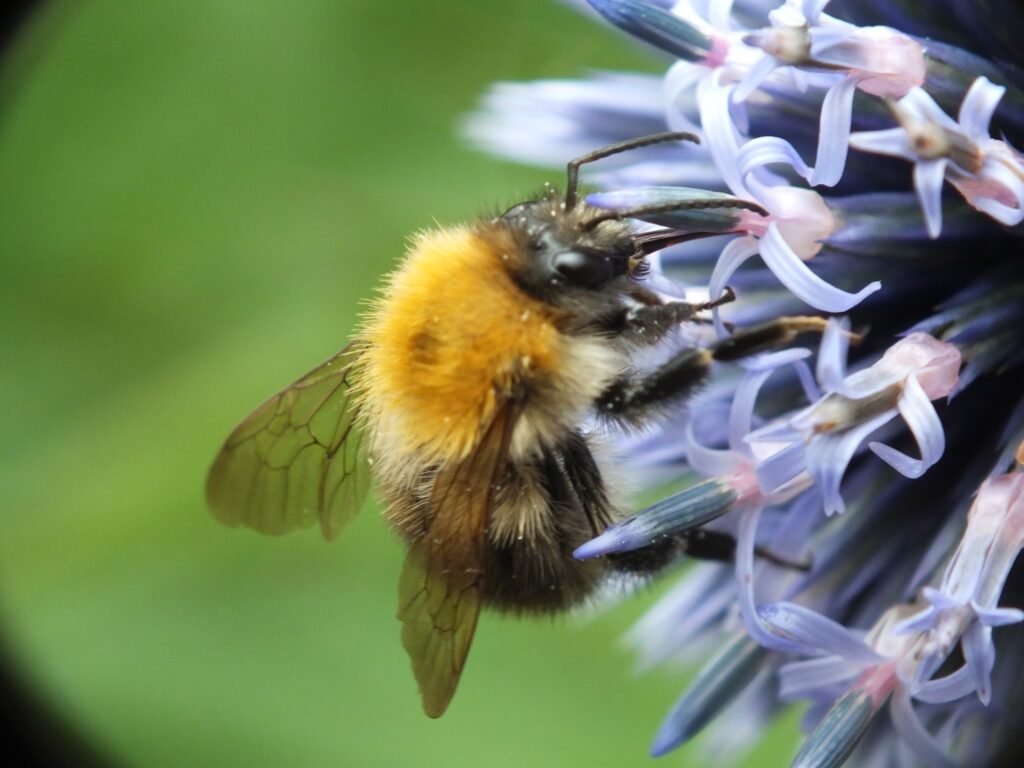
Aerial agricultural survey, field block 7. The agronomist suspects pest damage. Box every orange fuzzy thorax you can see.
[360,225,568,462]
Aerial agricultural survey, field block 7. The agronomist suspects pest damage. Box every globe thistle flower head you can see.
[468,0,1024,764]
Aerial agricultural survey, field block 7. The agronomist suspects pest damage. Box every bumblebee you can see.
[207,133,783,717]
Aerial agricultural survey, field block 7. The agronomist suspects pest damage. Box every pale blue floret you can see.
[470,0,1024,763]
[850,78,1024,237]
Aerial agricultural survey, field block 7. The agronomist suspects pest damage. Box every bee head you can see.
[500,196,639,294]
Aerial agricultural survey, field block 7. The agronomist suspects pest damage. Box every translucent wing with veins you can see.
[398,401,519,717]
[206,342,371,540]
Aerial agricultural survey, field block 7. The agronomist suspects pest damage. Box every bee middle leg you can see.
[596,346,714,424]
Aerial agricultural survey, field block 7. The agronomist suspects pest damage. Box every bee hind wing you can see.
[398,541,484,718]
[397,400,519,717]
[205,341,371,540]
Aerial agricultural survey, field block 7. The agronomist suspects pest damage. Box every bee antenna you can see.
[582,196,769,229]
[564,131,700,210]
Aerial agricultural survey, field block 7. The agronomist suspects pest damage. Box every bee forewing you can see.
[205,341,371,539]
[396,401,519,717]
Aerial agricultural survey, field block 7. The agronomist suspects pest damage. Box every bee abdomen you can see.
[481,434,618,614]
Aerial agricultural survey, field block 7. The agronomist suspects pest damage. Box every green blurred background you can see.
[0,2,798,765]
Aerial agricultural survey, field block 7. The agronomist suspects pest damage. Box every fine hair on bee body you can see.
[207,131,795,719]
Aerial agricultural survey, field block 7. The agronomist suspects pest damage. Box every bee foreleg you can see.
[605,288,735,347]
[596,347,713,424]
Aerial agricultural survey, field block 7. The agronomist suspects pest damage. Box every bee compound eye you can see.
[551,250,617,289]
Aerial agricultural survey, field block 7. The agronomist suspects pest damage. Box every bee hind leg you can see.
[605,529,809,576]
[683,529,810,571]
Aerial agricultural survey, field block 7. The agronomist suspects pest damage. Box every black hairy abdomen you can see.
[481,433,616,614]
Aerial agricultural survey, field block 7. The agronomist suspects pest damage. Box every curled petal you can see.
[795,359,821,402]
[808,413,896,515]
[663,59,705,134]
[958,76,1004,137]
[685,415,746,475]
[891,604,940,636]
[962,622,995,705]
[737,135,812,183]
[902,86,959,131]
[740,347,813,373]
[709,235,760,336]
[810,76,858,187]
[736,505,810,654]
[730,368,775,454]
[913,157,950,239]
[888,690,958,768]
[913,666,976,704]
[961,154,1024,226]
[868,375,945,479]
[760,222,881,312]
[698,75,749,197]
[816,317,851,394]
[731,349,813,452]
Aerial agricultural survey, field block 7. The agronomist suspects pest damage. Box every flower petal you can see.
[888,690,958,768]
[868,374,945,479]
[958,76,1003,137]
[964,155,1024,226]
[735,505,811,653]
[913,666,976,704]
[698,75,749,197]
[816,317,851,393]
[684,405,748,474]
[758,602,885,663]
[848,127,916,160]
[737,135,812,183]
[779,657,860,700]
[755,440,807,496]
[972,602,1024,627]
[913,157,950,239]
[709,235,760,336]
[760,222,881,312]
[810,76,858,187]
[808,412,896,515]
[961,621,995,705]
[733,54,780,102]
